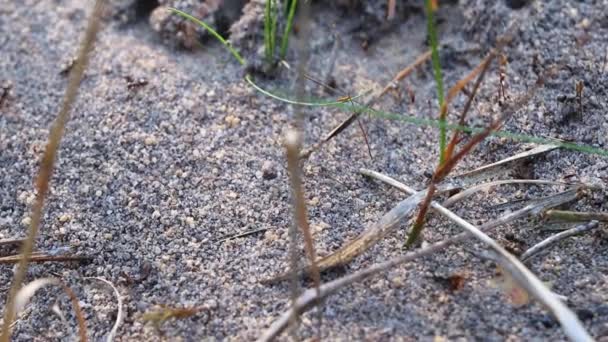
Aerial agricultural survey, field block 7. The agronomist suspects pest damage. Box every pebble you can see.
[144,135,158,146]
[58,214,71,223]
[261,161,277,180]
[185,216,195,227]
[21,216,31,226]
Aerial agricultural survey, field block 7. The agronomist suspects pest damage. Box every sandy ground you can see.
[1,0,608,340]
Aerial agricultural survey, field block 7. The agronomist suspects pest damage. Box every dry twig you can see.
[544,210,608,223]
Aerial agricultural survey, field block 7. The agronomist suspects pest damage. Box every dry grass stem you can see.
[284,129,322,333]
[299,49,432,159]
[0,1,103,338]
[257,235,456,342]
[359,169,592,341]
[215,228,268,243]
[453,144,558,183]
[520,220,599,261]
[443,179,567,208]
[262,187,432,283]
[0,238,26,248]
[260,170,585,340]
[544,210,608,223]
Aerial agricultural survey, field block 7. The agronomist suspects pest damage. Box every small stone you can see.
[58,214,71,223]
[144,135,158,146]
[152,210,161,219]
[308,197,320,206]
[576,308,595,321]
[391,276,405,288]
[261,161,277,180]
[205,299,218,309]
[185,216,195,227]
[311,221,330,236]
[224,114,241,128]
[17,191,28,204]
[21,217,31,226]
[104,233,113,240]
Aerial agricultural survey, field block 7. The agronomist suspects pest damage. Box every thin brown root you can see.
[356,118,373,160]
[378,50,432,98]
[60,281,88,342]
[0,254,92,264]
[445,50,496,160]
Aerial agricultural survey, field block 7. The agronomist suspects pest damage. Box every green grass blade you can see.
[425,0,446,164]
[280,0,298,59]
[169,8,247,66]
[243,82,608,158]
[271,0,278,57]
[245,75,371,106]
[264,0,276,63]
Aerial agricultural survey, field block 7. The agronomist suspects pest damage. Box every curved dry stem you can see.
[86,277,123,342]
[10,278,87,342]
